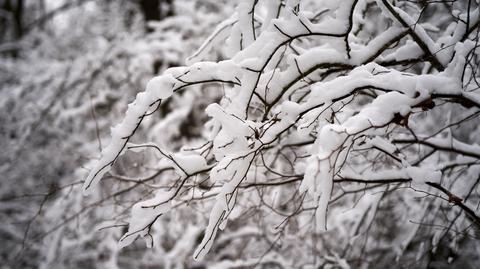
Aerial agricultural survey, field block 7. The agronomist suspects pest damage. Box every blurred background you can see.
[0,0,233,267]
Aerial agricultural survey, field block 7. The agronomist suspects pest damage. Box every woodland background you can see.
[1,0,479,268]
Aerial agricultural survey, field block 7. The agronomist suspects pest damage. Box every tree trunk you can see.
[138,0,174,32]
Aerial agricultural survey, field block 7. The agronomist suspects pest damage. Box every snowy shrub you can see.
[79,0,480,267]
[80,0,480,267]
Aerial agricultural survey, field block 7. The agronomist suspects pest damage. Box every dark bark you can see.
[0,0,23,57]
[2,0,23,39]
[138,0,174,32]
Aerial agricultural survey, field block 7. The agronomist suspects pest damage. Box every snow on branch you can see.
[80,0,480,263]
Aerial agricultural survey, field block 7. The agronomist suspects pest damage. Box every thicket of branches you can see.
[1,0,233,268]
[2,0,480,268]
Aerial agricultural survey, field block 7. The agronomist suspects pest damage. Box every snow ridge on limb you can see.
[82,74,176,194]
[299,61,467,230]
[82,61,241,194]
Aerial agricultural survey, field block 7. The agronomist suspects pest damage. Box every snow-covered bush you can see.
[81,0,480,267]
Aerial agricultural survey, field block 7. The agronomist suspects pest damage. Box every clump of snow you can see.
[118,190,173,249]
[171,153,208,175]
[145,75,175,99]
